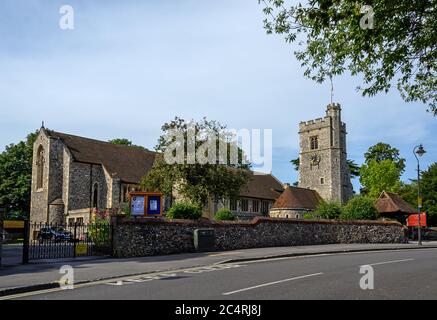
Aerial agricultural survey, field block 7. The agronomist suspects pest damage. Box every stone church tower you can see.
[298,103,353,204]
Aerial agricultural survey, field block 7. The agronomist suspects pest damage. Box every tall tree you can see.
[141,117,251,207]
[346,159,360,178]
[364,142,406,173]
[397,181,418,208]
[0,131,37,219]
[359,159,402,198]
[260,0,436,114]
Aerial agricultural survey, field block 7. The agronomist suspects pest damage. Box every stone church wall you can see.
[68,162,108,211]
[30,131,50,223]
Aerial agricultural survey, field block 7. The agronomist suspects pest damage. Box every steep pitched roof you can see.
[46,130,157,184]
[375,191,416,214]
[43,129,284,198]
[239,172,284,200]
[271,186,322,210]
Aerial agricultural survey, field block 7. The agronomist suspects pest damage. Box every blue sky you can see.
[0,0,435,192]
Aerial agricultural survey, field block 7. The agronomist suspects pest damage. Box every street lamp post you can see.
[413,144,426,246]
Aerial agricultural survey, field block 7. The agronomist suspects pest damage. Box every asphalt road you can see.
[10,248,437,300]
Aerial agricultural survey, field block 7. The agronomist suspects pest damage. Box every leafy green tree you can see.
[214,208,236,221]
[142,117,250,207]
[108,138,146,150]
[314,201,343,219]
[0,131,38,219]
[359,159,402,198]
[397,181,418,208]
[290,157,360,178]
[290,158,300,171]
[166,201,202,220]
[364,142,406,173]
[346,159,360,178]
[421,163,437,226]
[341,196,379,220]
[260,0,436,114]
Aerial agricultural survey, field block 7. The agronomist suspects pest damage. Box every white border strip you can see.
[222,272,324,296]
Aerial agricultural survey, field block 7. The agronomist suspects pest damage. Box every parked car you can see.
[37,227,72,243]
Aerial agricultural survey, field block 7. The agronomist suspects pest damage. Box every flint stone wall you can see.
[112,217,407,258]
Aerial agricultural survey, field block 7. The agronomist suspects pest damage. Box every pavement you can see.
[1,241,437,298]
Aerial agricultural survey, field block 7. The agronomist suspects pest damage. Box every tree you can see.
[141,117,251,207]
[108,138,146,150]
[364,142,406,173]
[397,181,418,208]
[421,163,437,226]
[290,157,300,171]
[359,159,402,198]
[347,159,360,178]
[341,195,379,220]
[260,0,436,114]
[290,157,360,178]
[0,131,38,219]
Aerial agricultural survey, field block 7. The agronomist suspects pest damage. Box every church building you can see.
[30,128,283,224]
[30,128,157,224]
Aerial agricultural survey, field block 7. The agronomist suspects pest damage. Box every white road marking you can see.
[362,258,414,267]
[222,272,324,296]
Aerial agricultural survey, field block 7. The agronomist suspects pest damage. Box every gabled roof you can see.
[271,186,322,210]
[375,191,416,214]
[239,172,284,200]
[43,129,284,198]
[46,130,157,184]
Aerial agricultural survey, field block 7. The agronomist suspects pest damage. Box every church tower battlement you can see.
[298,103,353,204]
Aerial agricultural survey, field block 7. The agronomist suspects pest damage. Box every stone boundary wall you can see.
[111,216,407,258]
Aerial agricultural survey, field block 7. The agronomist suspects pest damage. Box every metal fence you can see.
[27,222,112,261]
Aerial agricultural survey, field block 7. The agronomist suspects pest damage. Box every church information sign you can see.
[131,195,146,216]
[129,192,164,217]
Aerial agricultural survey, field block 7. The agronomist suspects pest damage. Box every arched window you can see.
[36,146,45,190]
[93,183,98,208]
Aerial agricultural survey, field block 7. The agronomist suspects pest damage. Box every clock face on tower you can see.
[310,154,321,166]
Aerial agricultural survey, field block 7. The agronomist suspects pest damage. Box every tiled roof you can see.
[239,172,284,200]
[45,130,284,198]
[271,186,322,210]
[46,130,157,184]
[375,191,416,214]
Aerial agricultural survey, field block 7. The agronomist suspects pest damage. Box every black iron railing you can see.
[27,222,112,260]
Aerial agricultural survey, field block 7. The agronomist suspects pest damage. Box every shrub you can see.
[214,208,235,221]
[166,201,202,220]
[89,213,111,247]
[303,212,318,220]
[341,196,379,220]
[121,202,131,216]
[313,201,343,219]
